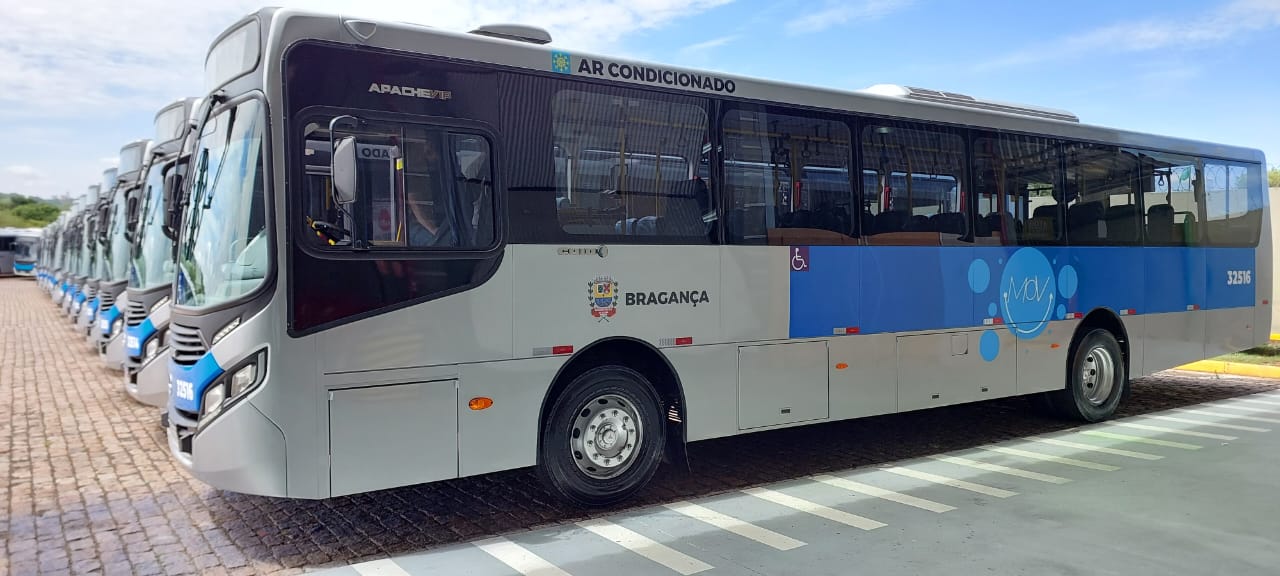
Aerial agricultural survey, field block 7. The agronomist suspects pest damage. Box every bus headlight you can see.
[198,349,266,425]
[144,336,161,361]
[112,318,123,337]
[150,295,170,314]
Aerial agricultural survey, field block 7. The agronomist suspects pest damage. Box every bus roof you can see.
[241,8,1264,165]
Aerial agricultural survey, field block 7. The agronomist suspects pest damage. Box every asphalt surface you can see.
[2,277,1278,575]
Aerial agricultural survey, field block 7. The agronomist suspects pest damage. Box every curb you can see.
[1177,360,1280,379]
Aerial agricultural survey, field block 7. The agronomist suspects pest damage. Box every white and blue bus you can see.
[64,186,100,319]
[95,139,154,365]
[168,9,1269,505]
[0,227,41,277]
[124,97,199,407]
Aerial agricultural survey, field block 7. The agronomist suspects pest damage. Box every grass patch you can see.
[1217,344,1280,366]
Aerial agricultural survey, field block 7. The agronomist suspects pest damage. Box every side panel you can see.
[828,333,898,420]
[1144,312,1206,374]
[737,342,828,430]
[721,246,789,342]
[1204,247,1258,356]
[1122,315,1144,380]
[897,328,1016,411]
[457,356,565,477]
[329,380,459,496]
[669,344,740,442]
[1015,319,1077,394]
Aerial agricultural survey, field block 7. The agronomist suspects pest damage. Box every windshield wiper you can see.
[201,106,238,210]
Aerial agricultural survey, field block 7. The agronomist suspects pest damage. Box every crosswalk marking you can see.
[1204,402,1276,414]
[928,455,1070,484]
[881,467,1017,498]
[1233,397,1280,408]
[1177,408,1280,425]
[811,475,955,513]
[1111,422,1238,441]
[1025,436,1162,460]
[474,537,573,576]
[1080,430,1201,450]
[743,487,886,531]
[577,519,713,575]
[664,501,805,551]
[351,559,412,576]
[1145,414,1270,433]
[982,446,1120,471]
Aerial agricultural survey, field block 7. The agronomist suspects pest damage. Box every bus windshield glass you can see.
[176,98,269,309]
[104,190,131,281]
[131,162,174,289]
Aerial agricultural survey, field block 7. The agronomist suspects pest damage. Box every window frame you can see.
[290,105,505,262]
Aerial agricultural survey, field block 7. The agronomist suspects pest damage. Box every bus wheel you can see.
[1052,328,1126,422]
[537,365,665,507]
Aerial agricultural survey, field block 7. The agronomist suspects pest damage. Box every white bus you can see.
[95,139,154,362]
[0,227,42,277]
[168,8,1270,505]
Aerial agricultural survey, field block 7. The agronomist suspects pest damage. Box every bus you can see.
[96,139,154,367]
[65,186,100,318]
[167,8,1270,505]
[37,219,60,288]
[125,97,199,407]
[0,227,42,277]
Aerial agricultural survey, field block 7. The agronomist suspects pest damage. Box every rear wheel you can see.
[1050,328,1126,422]
[537,366,665,507]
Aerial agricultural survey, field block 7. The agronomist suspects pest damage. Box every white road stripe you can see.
[881,466,1017,498]
[1111,422,1238,441]
[577,519,712,575]
[1204,403,1276,414]
[474,537,572,576]
[1080,430,1201,450]
[982,446,1120,471]
[743,487,886,531]
[1025,436,1162,460]
[1177,408,1280,425]
[663,501,805,551]
[1232,397,1280,408]
[928,455,1070,484]
[811,475,955,513]
[351,559,412,576]
[1145,414,1270,433]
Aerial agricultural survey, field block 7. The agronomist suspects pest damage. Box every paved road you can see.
[2,277,1278,576]
[314,391,1280,576]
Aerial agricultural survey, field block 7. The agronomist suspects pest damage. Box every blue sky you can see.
[2,0,1276,199]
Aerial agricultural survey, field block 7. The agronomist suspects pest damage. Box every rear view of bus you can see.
[125,98,198,407]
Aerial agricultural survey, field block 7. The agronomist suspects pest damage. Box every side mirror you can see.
[162,169,184,241]
[331,136,358,205]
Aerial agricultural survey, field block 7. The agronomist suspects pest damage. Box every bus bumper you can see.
[100,331,125,371]
[168,399,288,498]
[127,348,171,408]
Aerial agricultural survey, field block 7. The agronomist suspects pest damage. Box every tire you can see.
[1051,328,1127,422]
[537,365,665,507]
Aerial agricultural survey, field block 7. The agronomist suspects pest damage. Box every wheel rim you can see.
[1081,345,1116,406]
[570,393,643,480]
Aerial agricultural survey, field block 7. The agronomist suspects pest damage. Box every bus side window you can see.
[863,122,967,246]
[1137,151,1200,246]
[973,133,1062,246]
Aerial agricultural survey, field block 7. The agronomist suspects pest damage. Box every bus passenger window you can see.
[1137,151,1200,246]
[972,133,1061,246]
[1064,143,1141,246]
[1204,162,1263,246]
[862,122,966,246]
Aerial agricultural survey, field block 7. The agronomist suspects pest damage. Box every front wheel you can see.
[1050,328,1127,422]
[537,366,665,507]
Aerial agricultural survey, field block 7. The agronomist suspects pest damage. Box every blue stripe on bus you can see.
[100,304,122,336]
[126,317,157,359]
[14,262,34,272]
[789,245,1256,339]
[170,353,224,414]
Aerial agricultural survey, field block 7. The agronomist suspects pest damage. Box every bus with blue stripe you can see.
[0,227,41,277]
[62,188,98,318]
[124,97,199,408]
[166,9,1269,506]
[96,140,154,367]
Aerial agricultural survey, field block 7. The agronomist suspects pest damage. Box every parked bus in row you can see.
[37,219,61,289]
[125,97,200,408]
[96,140,154,366]
[64,186,100,319]
[167,9,1269,505]
[0,227,41,277]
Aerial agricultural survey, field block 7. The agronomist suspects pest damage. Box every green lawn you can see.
[1217,344,1280,366]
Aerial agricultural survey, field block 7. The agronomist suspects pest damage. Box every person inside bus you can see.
[406,136,456,248]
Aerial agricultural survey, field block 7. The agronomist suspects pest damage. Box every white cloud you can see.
[784,0,913,35]
[4,165,39,179]
[681,35,737,55]
[977,0,1280,70]
[0,0,731,198]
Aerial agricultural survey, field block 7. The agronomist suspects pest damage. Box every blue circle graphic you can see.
[968,259,991,293]
[1058,265,1079,299]
[1057,304,1067,320]
[999,248,1057,340]
[980,330,1000,361]
[988,302,998,317]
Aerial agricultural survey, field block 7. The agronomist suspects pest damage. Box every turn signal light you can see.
[835,363,849,370]
[469,397,494,411]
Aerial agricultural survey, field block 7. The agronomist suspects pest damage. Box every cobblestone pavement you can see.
[3,276,1278,575]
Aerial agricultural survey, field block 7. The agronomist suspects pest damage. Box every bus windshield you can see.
[131,161,175,290]
[80,215,97,278]
[104,189,131,281]
[176,98,269,309]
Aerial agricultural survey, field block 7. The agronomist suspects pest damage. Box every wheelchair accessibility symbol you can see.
[791,246,809,272]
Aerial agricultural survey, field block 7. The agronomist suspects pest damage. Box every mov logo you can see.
[1000,248,1057,339]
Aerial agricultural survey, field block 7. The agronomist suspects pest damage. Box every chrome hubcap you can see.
[571,394,642,479]
[1081,345,1116,406]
